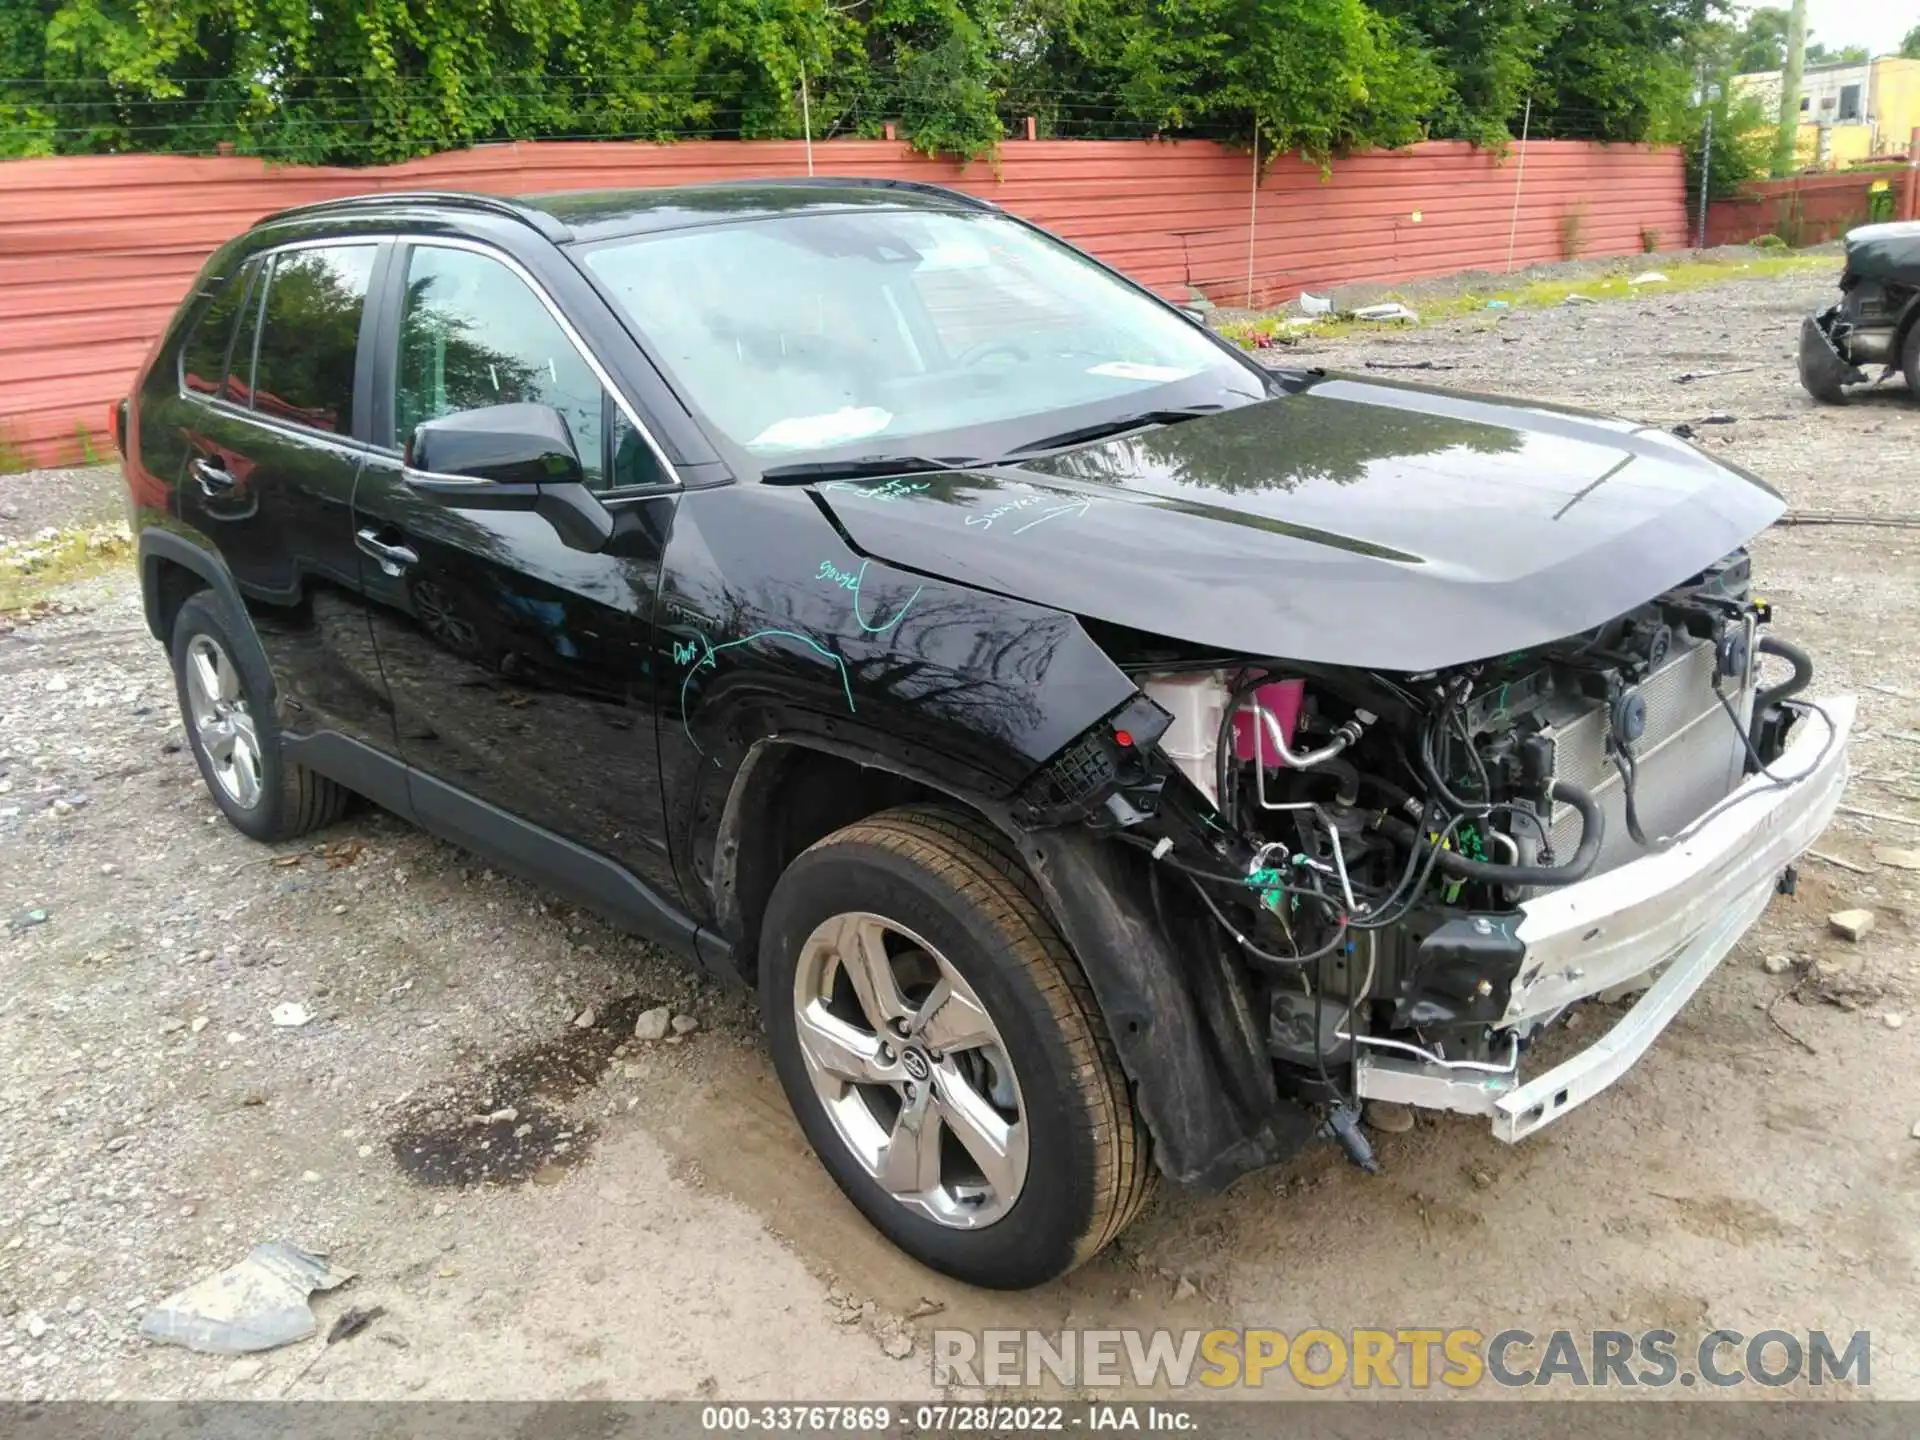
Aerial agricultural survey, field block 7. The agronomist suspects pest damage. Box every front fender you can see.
[658,482,1139,904]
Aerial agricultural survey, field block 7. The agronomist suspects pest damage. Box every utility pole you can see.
[1771,0,1808,177]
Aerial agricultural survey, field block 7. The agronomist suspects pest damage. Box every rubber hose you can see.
[1300,755,1362,808]
[1749,633,1813,753]
[1374,778,1605,888]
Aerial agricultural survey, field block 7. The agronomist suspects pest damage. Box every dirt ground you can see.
[4,262,1920,1404]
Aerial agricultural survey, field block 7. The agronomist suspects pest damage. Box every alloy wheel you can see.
[791,911,1029,1227]
[184,633,264,810]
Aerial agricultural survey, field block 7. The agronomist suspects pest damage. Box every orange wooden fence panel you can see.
[0,136,1686,467]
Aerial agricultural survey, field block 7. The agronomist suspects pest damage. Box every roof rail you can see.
[753,176,999,211]
[257,190,572,242]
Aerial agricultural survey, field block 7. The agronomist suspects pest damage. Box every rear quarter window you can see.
[179,265,258,399]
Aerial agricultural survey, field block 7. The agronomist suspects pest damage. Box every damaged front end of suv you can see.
[806,376,1853,1192]
[1042,557,1849,1178]
[1800,220,1920,402]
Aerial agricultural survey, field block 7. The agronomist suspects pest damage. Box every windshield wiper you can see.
[1000,405,1225,461]
[759,454,981,484]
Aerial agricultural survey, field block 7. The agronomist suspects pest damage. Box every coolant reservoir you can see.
[1140,672,1227,806]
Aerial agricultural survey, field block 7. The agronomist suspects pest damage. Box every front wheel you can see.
[759,807,1154,1289]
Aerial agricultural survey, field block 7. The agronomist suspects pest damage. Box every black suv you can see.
[123,182,1846,1290]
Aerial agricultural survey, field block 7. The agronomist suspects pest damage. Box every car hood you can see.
[805,373,1785,672]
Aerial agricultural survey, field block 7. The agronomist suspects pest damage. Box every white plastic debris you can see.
[269,1002,312,1028]
[1351,302,1418,324]
[140,1242,354,1354]
[1629,271,1670,285]
[1297,291,1333,316]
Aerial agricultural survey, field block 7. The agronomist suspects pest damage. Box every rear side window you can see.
[179,265,256,399]
[251,245,376,435]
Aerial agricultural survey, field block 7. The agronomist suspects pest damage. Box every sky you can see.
[1789,0,1918,57]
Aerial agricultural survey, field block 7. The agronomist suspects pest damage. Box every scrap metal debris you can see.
[1352,302,1418,324]
[1777,509,1920,531]
[140,1242,355,1354]
[326,1305,388,1345]
[1674,365,1759,383]
[1363,359,1457,371]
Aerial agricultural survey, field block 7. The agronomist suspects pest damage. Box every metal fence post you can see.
[1504,97,1532,272]
[1907,126,1920,222]
[1246,127,1259,309]
[1697,108,1713,249]
[800,63,814,176]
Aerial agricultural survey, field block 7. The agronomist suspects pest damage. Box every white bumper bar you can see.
[1356,694,1853,1142]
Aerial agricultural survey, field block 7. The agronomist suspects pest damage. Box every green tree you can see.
[1372,0,1562,146]
[1903,23,1920,59]
[0,0,1771,164]
[1803,41,1867,65]
[1526,0,1707,144]
[1731,5,1787,72]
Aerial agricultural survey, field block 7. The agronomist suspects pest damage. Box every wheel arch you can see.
[139,528,245,646]
[716,732,1318,1189]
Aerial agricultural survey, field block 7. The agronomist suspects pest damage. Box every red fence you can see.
[1704,167,1911,247]
[0,137,1686,468]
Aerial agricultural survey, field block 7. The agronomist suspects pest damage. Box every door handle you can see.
[190,456,236,494]
[355,527,419,577]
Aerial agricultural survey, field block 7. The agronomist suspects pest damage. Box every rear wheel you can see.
[759,807,1154,1289]
[170,591,348,843]
[1903,322,1920,400]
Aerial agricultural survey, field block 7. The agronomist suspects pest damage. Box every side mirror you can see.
[406,403,612,553]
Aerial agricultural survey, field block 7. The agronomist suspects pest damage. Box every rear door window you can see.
[251,245,377,435]
[179,264,257,399]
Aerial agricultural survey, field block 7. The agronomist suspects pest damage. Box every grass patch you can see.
[1220,252,1838,349]
[0,523,134,616]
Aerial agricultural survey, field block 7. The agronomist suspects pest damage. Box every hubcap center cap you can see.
[900,1046,932,1082]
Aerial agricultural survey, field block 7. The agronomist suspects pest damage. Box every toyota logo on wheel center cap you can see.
[901,1047,932,1081]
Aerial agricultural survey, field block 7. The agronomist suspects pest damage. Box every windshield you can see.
[578,207,1265,465]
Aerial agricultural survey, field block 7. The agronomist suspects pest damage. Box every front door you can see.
[350,239,684,907]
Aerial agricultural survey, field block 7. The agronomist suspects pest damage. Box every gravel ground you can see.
[4,262,1920,1403]
[0,465,124,545]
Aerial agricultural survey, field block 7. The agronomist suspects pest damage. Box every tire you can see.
[759,805,1154,1289]
[1903,322,1920,400]
[170,590,348,843]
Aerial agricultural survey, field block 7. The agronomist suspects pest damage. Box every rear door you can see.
[350,237,684,903]
[168,240,396,755]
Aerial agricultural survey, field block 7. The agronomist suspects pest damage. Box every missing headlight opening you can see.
[1064,549,1845,1166]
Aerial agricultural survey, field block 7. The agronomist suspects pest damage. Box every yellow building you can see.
[1732,55,1920,169]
